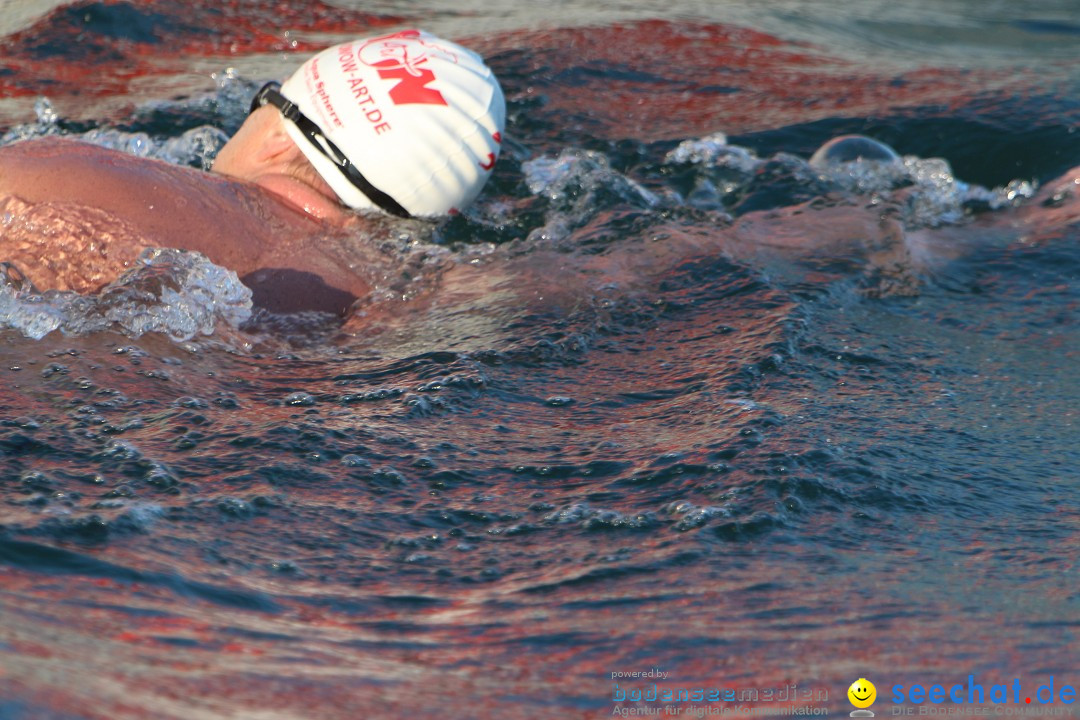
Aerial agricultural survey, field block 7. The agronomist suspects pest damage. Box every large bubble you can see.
[809,134,901,169]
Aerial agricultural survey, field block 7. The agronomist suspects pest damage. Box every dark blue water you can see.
[0,2,1078,718]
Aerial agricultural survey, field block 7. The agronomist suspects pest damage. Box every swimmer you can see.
[0,29,505,315]
[0,34,1078,321]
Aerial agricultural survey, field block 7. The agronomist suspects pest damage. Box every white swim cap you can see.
[276,29,505,217]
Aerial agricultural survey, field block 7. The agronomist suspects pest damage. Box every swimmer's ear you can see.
[213,108,303,180]
[250,108,299,165]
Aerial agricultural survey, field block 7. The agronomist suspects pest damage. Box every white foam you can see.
[522,149,660,244]
[0,248,252,341]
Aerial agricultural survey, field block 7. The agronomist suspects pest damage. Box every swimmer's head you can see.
[256,29,505,218]
[809,135,900,169]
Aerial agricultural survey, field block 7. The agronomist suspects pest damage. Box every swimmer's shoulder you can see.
[0,137,330,234]
[0,138,375,314]
[0,138,270,251]
[0,137,212,207]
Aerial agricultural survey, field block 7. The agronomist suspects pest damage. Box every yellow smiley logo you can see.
[848,678,877,709]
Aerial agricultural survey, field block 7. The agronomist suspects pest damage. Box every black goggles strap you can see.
[250,82,411,219]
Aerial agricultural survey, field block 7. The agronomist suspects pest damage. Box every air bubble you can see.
[809,135,901,168]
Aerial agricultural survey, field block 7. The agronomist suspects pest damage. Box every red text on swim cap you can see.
[359,30,454,107]
[338,44,392,135]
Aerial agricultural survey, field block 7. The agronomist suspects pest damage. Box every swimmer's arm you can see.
[725,163,1080,271]
[0,138,88,205]
[0,138,206,247]
[0,149,12,199]
[0,142,43,203]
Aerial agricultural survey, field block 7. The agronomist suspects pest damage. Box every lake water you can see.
[0,1,1078,718]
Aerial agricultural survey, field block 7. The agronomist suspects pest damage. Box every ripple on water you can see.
[0,21,1078,717]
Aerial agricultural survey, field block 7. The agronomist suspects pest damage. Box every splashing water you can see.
[0,247,252,340]
[662,130,1037,225]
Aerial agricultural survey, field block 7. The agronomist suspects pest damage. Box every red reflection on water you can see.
[0,0,403,99]
[3,534,1079,719]
[473,20,1021,140]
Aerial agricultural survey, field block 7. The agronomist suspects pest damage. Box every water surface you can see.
[0,1,1078,718]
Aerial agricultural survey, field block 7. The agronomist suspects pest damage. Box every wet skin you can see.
[0,138,370,315]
